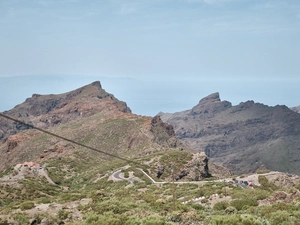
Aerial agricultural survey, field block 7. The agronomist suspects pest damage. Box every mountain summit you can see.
[0,81,207,181]
[158,93,300,175]
[0,81,131,140]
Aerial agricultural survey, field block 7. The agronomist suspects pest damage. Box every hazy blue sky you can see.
[0,0,299,115]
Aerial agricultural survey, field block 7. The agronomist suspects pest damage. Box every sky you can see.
[0,0,299,116]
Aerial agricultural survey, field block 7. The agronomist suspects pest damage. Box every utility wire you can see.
[0,112,181,211]
[0,112,144,167]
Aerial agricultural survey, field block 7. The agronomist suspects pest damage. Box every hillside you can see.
[158,92,300,175]
[0,81,199,176]
[1,83,300,225]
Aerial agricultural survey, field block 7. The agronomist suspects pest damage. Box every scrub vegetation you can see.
[1,154,300,225]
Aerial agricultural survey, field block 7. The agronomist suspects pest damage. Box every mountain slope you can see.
[0,81,212,183]
[158,92,300,175]
[0,81,131,141]
[290,105,300,114]
[1,84,300,225]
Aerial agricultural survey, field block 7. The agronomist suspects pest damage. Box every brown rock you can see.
[159,93,300,175]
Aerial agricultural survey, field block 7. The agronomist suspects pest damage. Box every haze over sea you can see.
[0,75,298,116]
[1,1,299,116]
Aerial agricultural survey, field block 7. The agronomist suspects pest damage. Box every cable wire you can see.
[0,112,143,166]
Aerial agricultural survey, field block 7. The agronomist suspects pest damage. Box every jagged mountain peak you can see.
[198,92,221,104]
[191,92,232,116]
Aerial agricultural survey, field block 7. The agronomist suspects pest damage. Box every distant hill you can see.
[290,106,300,114]
[158,92,300,175]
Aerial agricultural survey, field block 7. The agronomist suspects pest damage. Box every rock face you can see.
[0,81,131,141]
[158,92,300,175]
[182,152,209,181]
[155,152,209,181]
[290,106,300,114]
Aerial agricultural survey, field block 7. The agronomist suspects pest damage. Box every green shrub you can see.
[57,209,69,220]
[20,201,35,210]
[268,210,291,225]
[254,190,270,200]
[124,170,130,178]
[12,213,30,225]
[213,201,229,211]
[190,203,205,211]
[295,183,300,190]
[225,206,237,214]
[83,211,129,225]
[36,197,52,204]
[230,198,258,211]
[141,215,170,225]
[207,214,262,225]
[256,169,271,174]
[92,199,134,214]
[258,175,278,190]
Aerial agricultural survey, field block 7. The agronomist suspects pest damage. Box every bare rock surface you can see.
[290,105,300,114]
[159,92,300,175]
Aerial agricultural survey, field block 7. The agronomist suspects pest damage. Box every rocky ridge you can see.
[0,81,131,141]
[290,105,300,114]
[158,92,300,175]
[0,81,206,182]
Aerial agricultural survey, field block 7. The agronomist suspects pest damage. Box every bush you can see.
[124,171,130,178]
[256,169,270,174]
[91,199,134,214]
[258,175,278,190]
[141,215,170,225]
[20,201,34,210]
[230,198,258,211]
[207,214,262,225]
[83,211,129,225]
[213,201,229,211]
[295,183,300,190]
[57,209,69,220]
[190,203,205,211]
[225,206,237,214]
[268,210,291,225]
[12,213,30,225]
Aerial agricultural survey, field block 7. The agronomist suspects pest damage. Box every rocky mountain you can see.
[158,92,300,175]
[0,81,211,181]
[0,81,130,141]
[1,83,300,225]
[290,105,300,114]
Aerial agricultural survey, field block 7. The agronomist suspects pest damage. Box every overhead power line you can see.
[0,112,142,166]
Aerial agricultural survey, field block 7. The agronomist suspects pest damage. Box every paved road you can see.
[112,168,277,188]
[112,170,134,183]
[137,168,209,185]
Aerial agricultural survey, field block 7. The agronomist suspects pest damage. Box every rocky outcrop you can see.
[190,92,232,118]
[181,152,209,181]
[159,93,300,175]
[6,134,29,153]
[290,105,300,114]
[155,152,209,181]
[259,190,300,206]
[150,115,186,149]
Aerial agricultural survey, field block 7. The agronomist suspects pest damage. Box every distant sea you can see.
[0,75,299,116]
